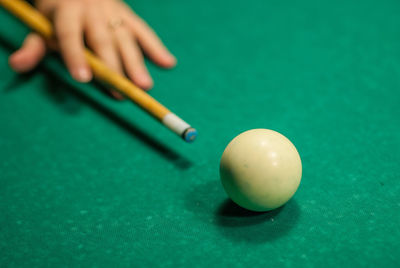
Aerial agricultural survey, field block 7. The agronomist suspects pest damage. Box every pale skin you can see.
[8,0,176,97]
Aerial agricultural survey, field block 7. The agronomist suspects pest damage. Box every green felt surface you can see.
[1,0,400,267]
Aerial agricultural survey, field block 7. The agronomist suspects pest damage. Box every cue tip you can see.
[162,113,197,143]
[182,128,198,143]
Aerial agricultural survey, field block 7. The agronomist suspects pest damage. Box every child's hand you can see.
[9,0,176,93]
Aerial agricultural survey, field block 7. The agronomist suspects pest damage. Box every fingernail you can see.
[166,54,177,64]
[140,75,153,89]
[9,53,28,72]
[74,67,92,83]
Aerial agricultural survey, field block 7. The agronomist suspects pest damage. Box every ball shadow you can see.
[185,179,300,243]
[217,199,284,225]
[216,198,300,243]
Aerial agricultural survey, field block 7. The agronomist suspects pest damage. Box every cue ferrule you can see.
[162,113,197,142]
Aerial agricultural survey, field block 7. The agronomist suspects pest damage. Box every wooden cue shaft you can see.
[84,51,169,120]
[0,0,197,142]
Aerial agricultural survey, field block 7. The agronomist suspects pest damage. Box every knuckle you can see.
[58,0,76,10]
[90,35,112,49]
[56,29,76,40]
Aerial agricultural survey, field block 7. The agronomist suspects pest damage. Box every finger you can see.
[85,4,124,99]
[120,3,176,68]
[115,27,153,90]
[54,1,92,82]
[9,33,46,73]
[123,12,176,69]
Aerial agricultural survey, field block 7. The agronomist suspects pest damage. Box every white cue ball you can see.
[220,129,302,212]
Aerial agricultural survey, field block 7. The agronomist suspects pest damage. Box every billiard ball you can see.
[220,129,302,212]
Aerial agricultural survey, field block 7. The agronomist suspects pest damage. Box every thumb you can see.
[9,33,47,73]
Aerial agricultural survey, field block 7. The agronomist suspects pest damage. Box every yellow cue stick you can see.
[0,0,197,142]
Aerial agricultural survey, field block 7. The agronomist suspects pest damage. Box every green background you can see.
[1,0,400,267]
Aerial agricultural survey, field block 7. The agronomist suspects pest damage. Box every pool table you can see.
[1,0,399,267]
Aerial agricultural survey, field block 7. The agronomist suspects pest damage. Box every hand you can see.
[9,0,176,95]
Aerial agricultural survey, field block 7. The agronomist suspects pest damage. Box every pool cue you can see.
[0,0,197,142]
